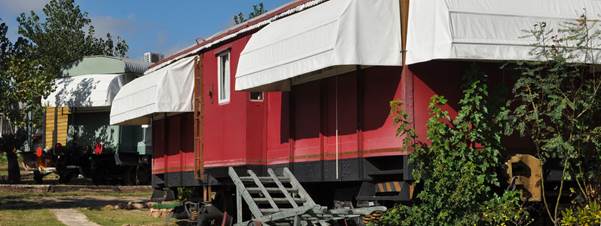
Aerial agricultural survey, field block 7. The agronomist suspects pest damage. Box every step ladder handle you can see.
[283,167,316,206]
[268,168,299,208]
[228,167,264,220]
[248,170,279,211]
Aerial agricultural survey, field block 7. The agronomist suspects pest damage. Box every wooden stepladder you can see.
[229,167,383,226]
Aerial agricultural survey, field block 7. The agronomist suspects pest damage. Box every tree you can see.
[234,3,267,24]
[0,0,129,183]
[17,0,128,79]
[378,68,529,226]
[499,14,601,225]
[0,19,25,183]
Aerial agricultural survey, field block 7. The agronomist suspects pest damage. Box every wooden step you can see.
[254,197,306,204]
[260,208,295,214]
[247,187,298,193]
[240,176,290,183]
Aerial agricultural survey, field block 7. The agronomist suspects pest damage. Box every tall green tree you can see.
[17,0,128,80]
[499,14,601,225]
[0,19,25,183]
[234,3,267,24]
[0,0,129,183]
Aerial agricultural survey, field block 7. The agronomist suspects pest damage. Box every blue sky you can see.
[0,0,289,60]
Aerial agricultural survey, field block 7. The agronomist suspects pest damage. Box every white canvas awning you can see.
[110,56,196,125]
[405,0,601,65]
[42,74,126,108]
[235,0,402,91]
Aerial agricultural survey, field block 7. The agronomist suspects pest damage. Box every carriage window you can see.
[250,92,263,102]
[217,51,230,104]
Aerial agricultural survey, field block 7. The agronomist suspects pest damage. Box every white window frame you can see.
[217,51,231,105]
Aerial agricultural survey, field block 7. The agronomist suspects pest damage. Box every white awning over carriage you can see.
[109,56,196,125]
[235,0,402,91]
[42,73,126,108]
[405,0,601,65]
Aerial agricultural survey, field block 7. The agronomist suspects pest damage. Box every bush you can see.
[379,69,529,226]
[560,202,601,225]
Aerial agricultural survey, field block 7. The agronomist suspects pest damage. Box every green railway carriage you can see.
[37,56,152,184]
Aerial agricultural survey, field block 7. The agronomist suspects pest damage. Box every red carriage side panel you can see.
[152,119,166,175]
[361,67,404,157]
[291,81,322,163]
[265,92,291,165]
[151,113,195,187]
[179,114,195,173]
[322,73,359,162]
[246,98,267,165]
[202,36,264,169]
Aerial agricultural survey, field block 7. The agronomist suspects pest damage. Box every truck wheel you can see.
[33,170,43,184]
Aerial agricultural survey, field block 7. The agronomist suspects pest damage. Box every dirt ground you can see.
[0,189,176,226]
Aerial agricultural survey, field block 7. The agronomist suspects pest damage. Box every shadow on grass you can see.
[0,195,143,211]
[0,197,126,210]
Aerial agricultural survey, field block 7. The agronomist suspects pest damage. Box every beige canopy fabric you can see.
[110,56,196,125]
[235,0,402,91]
[405,0,601,65]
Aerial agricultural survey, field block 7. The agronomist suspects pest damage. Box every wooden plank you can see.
[236,189,242,224]
[247,170,279,211]
[193,55,205,180]
[283,168,316,207]
[268,168,299,208]
[228,167,264,219]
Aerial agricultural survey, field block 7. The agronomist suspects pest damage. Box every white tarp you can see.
[405,0,601,65]
[235,0,401,91]
[110,56,196,125]
[42,74,126,107]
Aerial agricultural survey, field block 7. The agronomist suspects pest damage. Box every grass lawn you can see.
[80,208,176,226]
[0,190,167,226]
[0,209,64,226]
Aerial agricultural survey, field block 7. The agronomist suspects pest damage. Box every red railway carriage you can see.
[109,0,595,223]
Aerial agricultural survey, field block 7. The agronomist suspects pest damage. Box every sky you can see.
[0,0,289,60]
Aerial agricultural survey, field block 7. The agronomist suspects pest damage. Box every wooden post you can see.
[193,55,205,180]
[400,0,410,65]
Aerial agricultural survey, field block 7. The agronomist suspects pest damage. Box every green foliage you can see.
[481,191,533,226]
[560,202,601,225]
[0,19,10,69]
[0,0,129,182]
[380,67,529,226]
[234,3,267,24]
[16,0,128,80]
[177,187,194,201]
[499,13,601,224]
[1,0,129,133]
